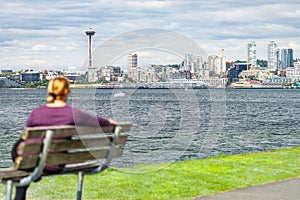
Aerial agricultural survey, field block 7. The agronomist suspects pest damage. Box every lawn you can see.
[1,146,299,199]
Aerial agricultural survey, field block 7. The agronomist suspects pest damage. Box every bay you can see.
[0,88,299,169]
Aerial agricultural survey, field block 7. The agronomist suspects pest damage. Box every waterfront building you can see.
[21,71,40,82]
[263,75,293,86]
[267,41,279,71]
[98,66,113,81]
[281,48,294,70]
[10,74,21,81]
[64,71,84,83]
[286,66,300,81]
[45,71,60,80]
[240,66,271,81]
[227,62,247,82]
[98,66,122,82]
[199,77,227,87]
[247,41,257,67]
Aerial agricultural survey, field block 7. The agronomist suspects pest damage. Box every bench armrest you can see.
[89,123,131,174]
[16,130,54,186]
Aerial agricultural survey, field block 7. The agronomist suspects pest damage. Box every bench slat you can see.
[14,156,38,170]
[22,126,115,140]
[15,147,124,169]
[63,162,101,173]
[0,163,102,181]
[1,122,131,185]
[22,123,132,140]
[0,169,31,182]
[17,134,127,154]
[47,148,124,165]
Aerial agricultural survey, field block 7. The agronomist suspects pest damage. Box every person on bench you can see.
[11,76,118,200]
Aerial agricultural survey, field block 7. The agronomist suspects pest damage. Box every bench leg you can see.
[77,171,84,200]
[6,180,13,200]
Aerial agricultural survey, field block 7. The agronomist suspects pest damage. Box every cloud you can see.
[126,0,171,9]
[31,44,56,52]
[288,41,300,50]
[19,56,49,66]
[0,0,300,70]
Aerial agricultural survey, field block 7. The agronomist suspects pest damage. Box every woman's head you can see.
[47,76,71,103]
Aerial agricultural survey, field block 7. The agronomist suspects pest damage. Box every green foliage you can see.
[24,80,49,88]
[1,147,299,199]
[257,59,268,68]
[1,71,15,77]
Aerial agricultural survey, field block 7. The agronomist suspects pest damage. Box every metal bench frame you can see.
[1,123,131,200]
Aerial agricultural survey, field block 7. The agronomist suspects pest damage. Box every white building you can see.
[286,67,300,81]
[99,66,112,81]
[240,66,271,81]
[267,41,279,71]
[207,53,226,75]
[127,53,138,80]
[182,53,206,78]
[199,78,227,87]
[137,66,157,83]
[247,41,257,67]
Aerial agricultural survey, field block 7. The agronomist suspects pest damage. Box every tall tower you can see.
[281,48,294,71]
[267,41,279,71]
[247,41,257,67]
[220,48,226,73]
[128,53,138,80]
[85,28,96,82]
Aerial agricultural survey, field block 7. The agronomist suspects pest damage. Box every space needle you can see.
[85,28,96,82]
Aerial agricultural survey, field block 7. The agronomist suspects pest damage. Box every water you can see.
[1,88,300,168]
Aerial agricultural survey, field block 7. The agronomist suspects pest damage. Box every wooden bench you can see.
[0,122,132,200]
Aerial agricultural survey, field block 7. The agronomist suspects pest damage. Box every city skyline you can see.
[0,0,300,71]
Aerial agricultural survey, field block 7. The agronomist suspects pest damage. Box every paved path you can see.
[195,177,300,200]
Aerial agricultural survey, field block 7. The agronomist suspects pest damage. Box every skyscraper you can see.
[267,41,279,71]
[207,54,226,75]
[128,53,138,80]
[281,48,294,70]
[247,41,257,67]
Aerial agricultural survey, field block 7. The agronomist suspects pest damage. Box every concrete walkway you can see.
[195,177,300,200]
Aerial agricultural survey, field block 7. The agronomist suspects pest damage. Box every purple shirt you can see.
[26,105,111,127]
[20,105,111,171]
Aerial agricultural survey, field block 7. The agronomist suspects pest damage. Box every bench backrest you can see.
[14,123,132,171]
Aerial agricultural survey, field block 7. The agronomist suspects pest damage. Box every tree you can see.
[257,59,268,68]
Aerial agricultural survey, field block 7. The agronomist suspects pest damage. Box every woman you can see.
[13,76,117,200]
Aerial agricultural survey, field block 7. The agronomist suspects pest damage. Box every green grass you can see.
[1,146,300,199]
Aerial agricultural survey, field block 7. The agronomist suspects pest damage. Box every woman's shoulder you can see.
[31,105,48,112]
[31,105,74,112]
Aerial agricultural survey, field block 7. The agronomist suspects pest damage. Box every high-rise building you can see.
[128,53,138,80]
[267,41,279,71]
[182,53,207,79]
[207,55,226,75]
[247,41,257,67]
[281,48,294,70]
[128,53,137,70]
[183,53,203,73]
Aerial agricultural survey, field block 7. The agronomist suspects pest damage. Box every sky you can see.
[0,0,300,71]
